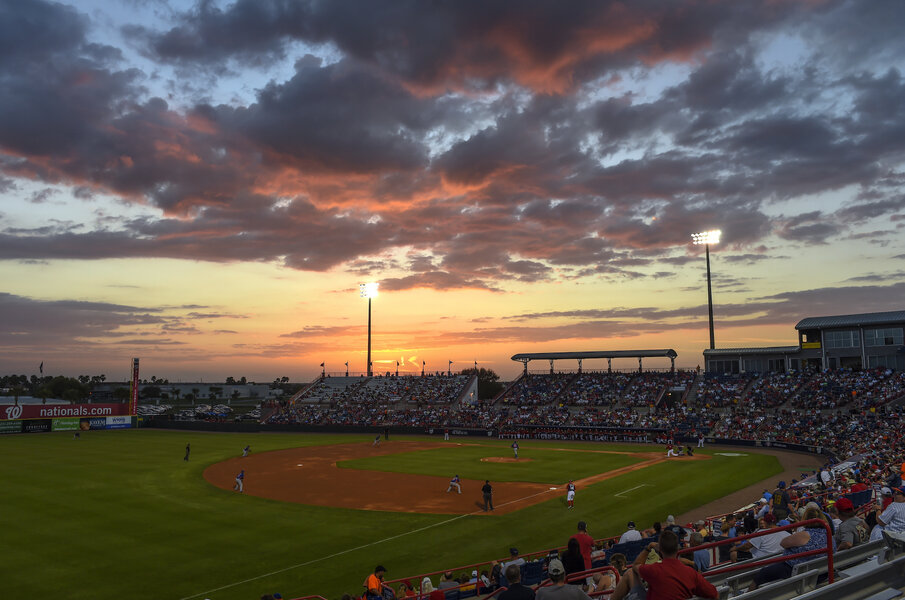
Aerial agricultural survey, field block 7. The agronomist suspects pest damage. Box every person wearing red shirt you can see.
[570,521,594,571]
[612,530,718,600]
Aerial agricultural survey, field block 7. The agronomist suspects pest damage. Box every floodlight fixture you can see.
[691,230,721,246]
[359,282,379,298]
[690,230,721,351]
[359,282,379,376]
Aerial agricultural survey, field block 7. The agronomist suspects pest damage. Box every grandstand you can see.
[160,310,905,600]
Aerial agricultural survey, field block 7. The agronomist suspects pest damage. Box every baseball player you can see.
[511,440,519,459]
[566,480,576,508]
[447,474,462,494]
[242,444,250,457]
[184,443,190,461]
[234,469,245,493]
[666,443,678,457]
[373,434,381,447]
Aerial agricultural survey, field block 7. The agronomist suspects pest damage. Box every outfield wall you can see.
[0,403,134,434]
[142,418,836,459]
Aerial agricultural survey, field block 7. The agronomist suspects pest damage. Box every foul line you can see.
[614,483,650,498]
[178,487,558,600]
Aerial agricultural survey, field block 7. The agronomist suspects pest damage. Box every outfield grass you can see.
[339,444,648,482]
[0,430,781,600]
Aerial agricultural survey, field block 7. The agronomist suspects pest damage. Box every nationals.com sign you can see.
[1,403,129,421]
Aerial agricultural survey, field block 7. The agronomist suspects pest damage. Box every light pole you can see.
[359,283,379,377]
[691,230,721,350]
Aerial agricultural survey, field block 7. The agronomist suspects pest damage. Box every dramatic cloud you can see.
[0,0,903,376]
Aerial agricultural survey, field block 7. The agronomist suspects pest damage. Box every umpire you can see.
[482,480,494,511]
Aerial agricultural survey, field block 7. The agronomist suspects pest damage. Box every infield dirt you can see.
[203,440,707,514]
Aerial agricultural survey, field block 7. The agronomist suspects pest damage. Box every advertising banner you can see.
[130,357,140,416]
[106,415,132,429]
[88,417,107,430]
[0,420,22,434]
[52,417,81,431]
[0,403,130,421]
[23,419,52,433]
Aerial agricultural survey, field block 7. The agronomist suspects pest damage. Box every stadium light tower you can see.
[359,283,379,377]
[691,230,721,350]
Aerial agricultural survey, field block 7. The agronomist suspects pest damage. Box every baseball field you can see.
[1,429,786,600]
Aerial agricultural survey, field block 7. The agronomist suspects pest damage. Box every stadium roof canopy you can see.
[703,346,800,356]
[796,310,905,330]
[511,349,677,362]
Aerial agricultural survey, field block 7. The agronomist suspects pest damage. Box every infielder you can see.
[242,444,250,457]
[234,469,245,492]
[373,434,381,447]
[447,474,462,494]
[566,480,576,508]
[666,443,678,457]
[511,440,519,459]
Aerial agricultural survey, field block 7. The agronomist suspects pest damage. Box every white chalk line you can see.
[178,487,558,600]
[614,483,650,498]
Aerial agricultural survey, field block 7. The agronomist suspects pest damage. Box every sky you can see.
[1,0,904,383]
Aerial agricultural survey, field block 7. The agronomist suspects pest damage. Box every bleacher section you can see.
[266,364,905,600]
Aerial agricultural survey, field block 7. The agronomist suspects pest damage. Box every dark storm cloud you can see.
[1,0,904,293]
[136,0,807,92]
[0,292,167,346]
[208,56,435,173]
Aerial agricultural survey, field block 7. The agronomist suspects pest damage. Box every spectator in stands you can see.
[687,532,710,572]
[504,548,526,571]
[365,566,389,600]
[618,521,642,544]
[834,497,869,551]
[771,480,792,521]
[730,513,789,562]
[879,487,905,533]
[641,521,662,539]
[595,552,627,594]
[570,521,594,572]
[535,559,591,600]
[479,570,491,590]
[612,530,718,600]
[437,571,457,591]
[664,515,686,543]
[498,563,535,600]
[560,538,586,580]
[749,506,835,590]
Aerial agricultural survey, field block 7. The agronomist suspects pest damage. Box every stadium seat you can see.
[791,539,885,576]
[724,570,818,600]
[788,555,905,600]
[522,561,545,586]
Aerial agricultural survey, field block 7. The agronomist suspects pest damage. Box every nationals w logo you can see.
[4,405,23,420]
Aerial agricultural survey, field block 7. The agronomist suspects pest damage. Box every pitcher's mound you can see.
[481,457,533,463]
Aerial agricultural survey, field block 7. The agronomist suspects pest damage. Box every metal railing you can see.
[678,518,835,584]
